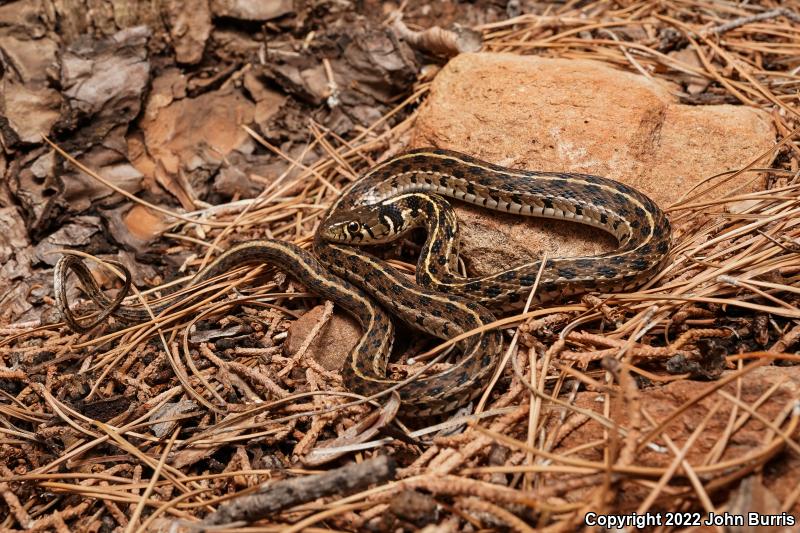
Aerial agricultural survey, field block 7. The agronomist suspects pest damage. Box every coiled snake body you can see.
[55,148,670,415]
[320,149,671,309]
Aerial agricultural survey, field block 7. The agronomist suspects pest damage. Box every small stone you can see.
[210,0,293,21]
[284,304,362,371]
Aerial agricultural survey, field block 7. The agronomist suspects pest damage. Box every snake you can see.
[55,239,501,416]
[318,148,671,310]
[55,148,670,415]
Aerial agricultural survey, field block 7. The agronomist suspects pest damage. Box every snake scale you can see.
[55,148,671,415]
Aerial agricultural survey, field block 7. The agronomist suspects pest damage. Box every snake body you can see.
[55,242,500,416]
[56,148,670,415]
[319,148,671,309]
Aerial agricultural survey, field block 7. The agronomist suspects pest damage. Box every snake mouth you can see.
[318,218,356,243]
[317,211,351,242]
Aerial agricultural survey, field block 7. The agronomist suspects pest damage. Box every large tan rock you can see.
[412,53,776,274]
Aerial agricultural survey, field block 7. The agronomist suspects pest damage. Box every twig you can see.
[704,8,800,36]
[201,455,396,526]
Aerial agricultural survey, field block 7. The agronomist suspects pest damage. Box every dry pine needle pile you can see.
[1,1,800,531]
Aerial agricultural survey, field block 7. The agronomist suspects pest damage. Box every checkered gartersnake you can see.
[55,148,670,415]
[320,148,671,309]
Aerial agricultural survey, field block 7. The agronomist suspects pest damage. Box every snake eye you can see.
[346,221,361,235]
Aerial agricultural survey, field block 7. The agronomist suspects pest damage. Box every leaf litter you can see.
[1,1,800,531]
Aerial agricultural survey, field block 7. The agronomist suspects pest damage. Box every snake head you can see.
[321,193,441,244]
[320,205,391,244]
[321,198,426,244]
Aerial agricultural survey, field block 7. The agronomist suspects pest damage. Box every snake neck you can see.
[313,237,495,339]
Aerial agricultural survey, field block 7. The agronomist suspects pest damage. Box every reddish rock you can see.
[554,365,800,514]
[412,53,776,274]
